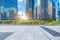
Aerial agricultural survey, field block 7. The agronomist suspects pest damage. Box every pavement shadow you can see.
[40,26,60,37]
[0,32,13,40]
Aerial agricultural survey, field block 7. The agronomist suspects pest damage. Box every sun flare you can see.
[21,15,28,20]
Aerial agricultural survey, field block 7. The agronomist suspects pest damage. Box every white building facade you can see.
[48,0,56,20]
[37,0,48,20]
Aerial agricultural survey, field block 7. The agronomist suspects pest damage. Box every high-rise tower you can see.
[25,0,34,20]
[58,0,60,20]
[48,0,56,20]
[37,0,48,20]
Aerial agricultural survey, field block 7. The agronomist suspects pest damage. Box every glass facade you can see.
[0,0,18,20]
[37,0,48,19]
[58,1,60,19]
[34,0,37,20]
[25,0,34,20]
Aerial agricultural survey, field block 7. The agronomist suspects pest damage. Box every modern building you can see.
[48,0,56,20]
[37,0,48,20]
[0,0,4,20]
[3,11,8,20]
[0,0,18,20]
[58,0,60,20]
[34,6,37,20]
[25,0,34,20]
[9,8,18,20]
[0,7,4,20]
[34,0,37,20]
[0,13,2,20]
[36,7,37,20]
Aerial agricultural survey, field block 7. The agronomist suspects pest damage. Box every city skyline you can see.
[37,0,48,19]
[18,0,58,20]
[18,0,57,15]
[0,0,58,14]
[0,0,59,20]
[48,0,56,20]
[25,0,34,20]
[57,0,60,20]
[0,0,58,13]
[0,0,18,20]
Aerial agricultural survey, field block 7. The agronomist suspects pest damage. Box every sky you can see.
[4,0,17,8]
[18,0,25,15]
[0,0,17,8]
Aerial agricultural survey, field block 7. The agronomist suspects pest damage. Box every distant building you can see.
[34,0,37,20]
[48,0,56,20]
[25,0,34,20]
[36,7,37,20]
[34,6,37,20]
[58,0,60,20]
[0,7,4,20]
[9,8,18,20]
[0,0,18,20]
[37,0,48,20]
[0,13,1,20]
[2,11,7,20]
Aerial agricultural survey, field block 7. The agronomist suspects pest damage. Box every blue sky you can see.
[0,0,17,8]
[18,0,25,13]
[4,0,17,8]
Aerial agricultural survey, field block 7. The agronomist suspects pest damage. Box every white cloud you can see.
[59,0,60,3]
[18,0,23,2]
[18,11,24,15]
[18,0,23,9]
[18,11,23,15]
[18,11,25,19]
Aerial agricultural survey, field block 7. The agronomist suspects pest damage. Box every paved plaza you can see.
[0,25,60,40]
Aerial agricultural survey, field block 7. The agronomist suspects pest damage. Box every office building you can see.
[0,7,4,20]
[25,0,34,20]
[0,0,18,20]
[37,0,48,20]
[48,0,56,20]
[58,0,60,20]
[34,0,37,20]
[9,8,18,20]
[0,13,1,20]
